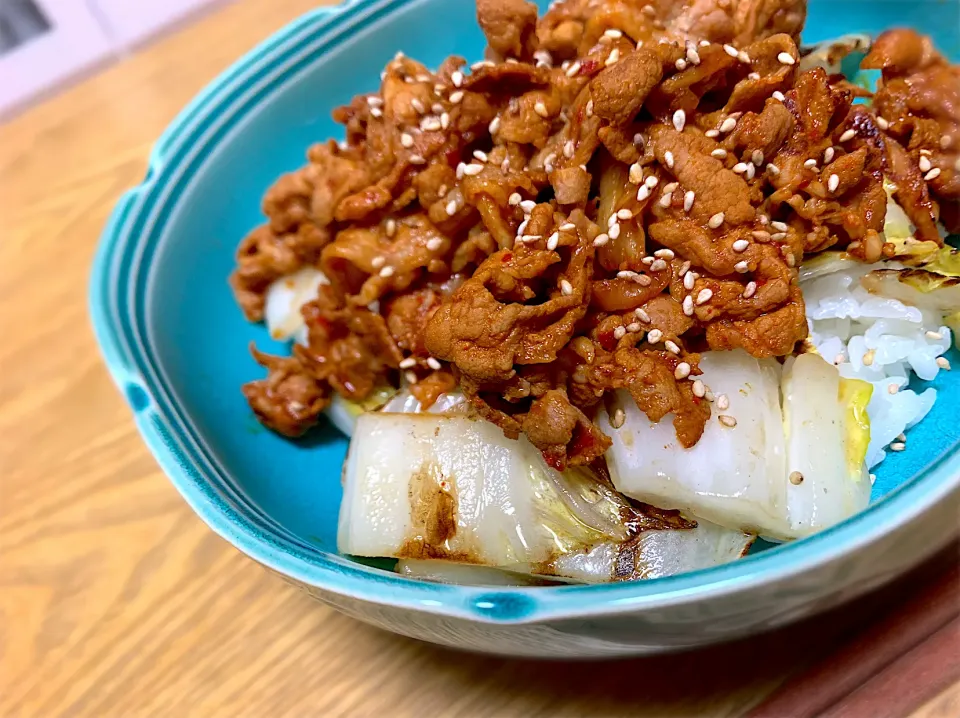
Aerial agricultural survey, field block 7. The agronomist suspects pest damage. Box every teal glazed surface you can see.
[90,0,960,656]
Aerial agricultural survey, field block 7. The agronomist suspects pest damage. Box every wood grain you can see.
[0,1,956,715]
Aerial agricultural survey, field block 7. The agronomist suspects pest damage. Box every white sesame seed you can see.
[718,415,737,428]
[711,149,728,159]
[676,58,688,71]
[379,266,395,278]
[371,256,386,270]
[659,192,673,208]
[705,129,720,138]
[687,46,701,65]
[635,308,651,322]
[501,158,510,172]
[519,235,541,243]
[409,154,426,164]
[663,182,679,193]
[508,192,522,206]
[683,272,696,290]
[560,279,573,295]
[520,200,537,213]
[421,116,441,132]
[804,158,818,169]
[743,281,757,298]
[609,223,621,239]
[674,362,691,379]
[627,322,642,333]
[942,136,953,149]
[489,116,501,134]
[746,163,755,180]
[876,116,890,130]
[777,52,795,65]
[370,107,383,118]
[767,163,781,176]
[563,140,575,158]
[720,117,737,133]
[449,90,464,104]
[426,237,443,251]
[839,129,856,142]
[645,175,659,189]
[616,208,633,221]
[682,294,694,315]
[608,214,619,227]
[751,150,764,166]
[642,256,654,265]
[593,233,610,247]
[472,150,488,163]
[464,163,484,177]
[385,219,397,238]
[614,326,626,340]
[637,185,652,201]
[411,98,425,114]
[628,163,644,184]
[432,102,443,114]
[918,156,932,173]
[699,39,710,47]
[642,4,656,16]
[534,101,549,118]
[650,259,668,271]
[451,70,464,87]
[678,261,691,275]
[696,288,713,305]
[889,442,906,452]
[733,162,749,174]
[924,167,942,181]
[937,357,951,370]
[768,221,786,232]
[823,147,835,164]
[405,370,418,385]
[647,329,663,344]
[610,407,626,428]
[605,48,620,66]
[827,174,840,193]
[664,151,675,168]
[566,61,582,77]
[445,199,458,216]
[785,253,796,267]
[735,260,749,273]
[673,109,686,132]
[708,212,725,228]
[723,44,739,57]
[561,223,578,232]
[732,239,749,252]
[717,394,730,410]
[654,250,676,262]
[426,357,442,371]
[748,72,761,80]
[617,270,638,280]
[399,357,417,369]
[770,232,787,241]
[586,99,594,117]
[772,90,786,102]
[692,379,706,397]
[684,190,695,212]
[547,232,560,250]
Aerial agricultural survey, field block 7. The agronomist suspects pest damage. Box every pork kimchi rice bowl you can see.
[229,0,960,586]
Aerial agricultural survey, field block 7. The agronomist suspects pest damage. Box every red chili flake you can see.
[501,252,513,262]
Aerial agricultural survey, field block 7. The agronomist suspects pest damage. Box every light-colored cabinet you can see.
[1,0,226,117]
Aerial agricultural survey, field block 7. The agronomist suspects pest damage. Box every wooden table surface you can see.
[1,1,958,715]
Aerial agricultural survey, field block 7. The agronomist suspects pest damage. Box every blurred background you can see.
[1,0,230,117]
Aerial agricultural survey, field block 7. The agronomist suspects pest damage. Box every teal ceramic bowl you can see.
[90,0,960,657]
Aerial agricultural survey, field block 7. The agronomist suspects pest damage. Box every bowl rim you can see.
[89,0,960,624]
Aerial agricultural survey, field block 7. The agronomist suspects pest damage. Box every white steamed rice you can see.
[802,263,951,469]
